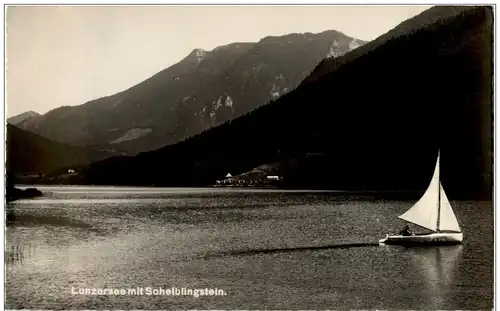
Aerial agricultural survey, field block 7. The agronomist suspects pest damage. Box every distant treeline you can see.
[6,124,115,175]
[83,6,493,200]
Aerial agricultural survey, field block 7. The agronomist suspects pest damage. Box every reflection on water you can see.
[407,245,463,285]
[5,187,493,310]
[407,245,464,309]
[7,211,92,228]
[6,243,36,266]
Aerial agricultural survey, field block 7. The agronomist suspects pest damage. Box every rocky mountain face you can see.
[81,6,493,200]
[7,111,41,125]
[17,30,365,155]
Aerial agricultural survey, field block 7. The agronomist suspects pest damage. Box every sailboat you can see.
[379,150,463,245]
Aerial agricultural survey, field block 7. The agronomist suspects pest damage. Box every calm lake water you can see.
[5,186,494,309]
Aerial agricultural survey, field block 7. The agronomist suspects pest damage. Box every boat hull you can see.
[379,232,463,245]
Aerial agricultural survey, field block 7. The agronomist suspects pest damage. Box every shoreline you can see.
[14,184,423,193]
[6,186,43,202]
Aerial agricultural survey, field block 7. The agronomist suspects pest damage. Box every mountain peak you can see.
[7,111,41,125]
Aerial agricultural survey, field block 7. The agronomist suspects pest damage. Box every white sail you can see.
[439,185,461,232]
[398,155,440,231]
[397,151,461,233]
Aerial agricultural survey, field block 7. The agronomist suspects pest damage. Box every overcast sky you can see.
[6,5,431,117]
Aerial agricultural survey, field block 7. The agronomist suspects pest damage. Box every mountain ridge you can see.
[17,30,365,154]
[7,111,41,125]
[301,6,477,86]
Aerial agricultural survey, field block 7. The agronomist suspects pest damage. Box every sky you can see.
[5,5,431,117]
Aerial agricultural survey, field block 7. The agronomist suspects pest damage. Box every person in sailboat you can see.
[399,225,413,236]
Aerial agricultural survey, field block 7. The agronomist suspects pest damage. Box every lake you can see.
[5,186,494,309]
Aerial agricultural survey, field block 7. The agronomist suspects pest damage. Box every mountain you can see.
[17,30,365,154]
[6,124,116,176]
[7,111,40,125]
[81,6,493,200]
[301,6,479,86]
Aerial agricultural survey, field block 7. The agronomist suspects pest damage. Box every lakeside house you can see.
[266,175,281,181]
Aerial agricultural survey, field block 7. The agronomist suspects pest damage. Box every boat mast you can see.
[436,149,441,232]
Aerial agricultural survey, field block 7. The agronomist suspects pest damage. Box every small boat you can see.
[379,150,463,245]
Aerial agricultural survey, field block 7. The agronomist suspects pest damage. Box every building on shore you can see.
[266,175,281,181]
[214,173,282,187]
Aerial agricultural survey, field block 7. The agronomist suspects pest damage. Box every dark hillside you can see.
[6,124,115,175]
[83,6,493,200]
[301,6,477,85]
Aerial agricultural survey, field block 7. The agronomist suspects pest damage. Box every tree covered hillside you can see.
[6,124,115,175]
